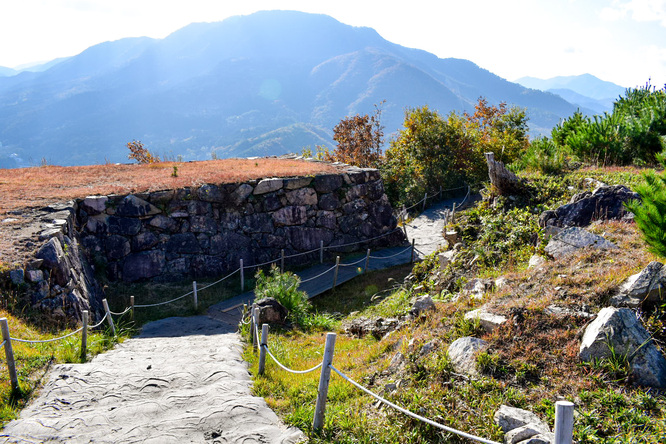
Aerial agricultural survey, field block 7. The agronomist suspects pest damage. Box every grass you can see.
[0,306,127,427]
[241,167,666,443]
[0,158,340,216]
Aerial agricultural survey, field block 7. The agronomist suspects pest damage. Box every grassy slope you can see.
[243,166,666,443]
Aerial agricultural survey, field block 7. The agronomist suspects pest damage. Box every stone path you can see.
[1,195,470,443]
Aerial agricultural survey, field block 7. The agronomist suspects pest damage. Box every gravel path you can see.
[1,316,304,443]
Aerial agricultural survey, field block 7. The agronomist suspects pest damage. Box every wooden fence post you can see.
[193,281,198,311]
[320,240,324,264]
[102,299,116,336]
[312,332,337,431]
[332,256,340,291]
[364,249,371,274]
[410,239,416,263]
[81,310,88,362]
[400,211,409,242]
[240,259,245,292]
[422,192,428,212]
[0,318,19,393]
[281,249,285,273]
[452,202,457,224]
[252,306,259,352]
[554,401,574,444]
[130,296,135,321]
[258,324,269,376]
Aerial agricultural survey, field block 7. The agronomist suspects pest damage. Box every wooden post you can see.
[422,192,428,212]
[81,310,88,362]
[364,249,371,274]
[281,249,285,273]
[240,259,245,292]
[193,281,198,311]
[332,256,340,291]
[258,324,269,376]
[130,296,135,321]
[0,318,19,393]
[410,239,416,263]
[251,307,259,352]
[400,211,409,242]
[312,332,337,431]
[554,401,574,444]
[102,299,116,336]
[452,202,457,224]
[320,240,324,264]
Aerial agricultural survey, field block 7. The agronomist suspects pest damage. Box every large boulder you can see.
[610,261,666,308]
[253,297,289,325]
[580,307,666,389]
[494,405,551,444]
[539,185,639,228]
[545,227,617,259]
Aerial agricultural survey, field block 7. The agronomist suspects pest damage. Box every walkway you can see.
[1,195,467,443]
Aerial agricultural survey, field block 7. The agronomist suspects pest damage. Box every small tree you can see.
[625,155,666,258]
[330,102,384,168]
[127,140,160,164]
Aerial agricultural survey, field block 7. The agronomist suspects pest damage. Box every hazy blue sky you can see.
[1,0,664,88]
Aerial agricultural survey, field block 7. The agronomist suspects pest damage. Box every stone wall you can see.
[77,167,402,284]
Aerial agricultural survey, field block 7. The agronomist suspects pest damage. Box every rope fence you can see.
[247,322,575,444]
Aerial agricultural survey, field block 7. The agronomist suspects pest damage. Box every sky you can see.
[0,0,665,88]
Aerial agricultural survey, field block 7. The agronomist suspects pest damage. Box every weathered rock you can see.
[411,295,435,316]
[438,250,456,270]
[114,195,161,218]
[189,215,218,234]
[229,184,253,206]
[25,269,44,283]
[9,269,24,285]
[464,307,508,333]
[494,405,550,434]
[580,307,666,388]
[344,317,401,339]
[314,174,343,193]
[108,216,142,236]
[80,196,108,215]
[286,227,334,251]
[253,297,289,325]
[528,255,546,269]
[131,231,160,251]
[505,424,550,444]
[148,215,179,232]
[283,177,312,190]
[253,178,283,195]
[166,233,202,254]
[610,261,666,308]
[515,435,552,444]
[448,337,488,376]
[486,152,525,195]
[105,235,131,260]
[539,184,639,228]
[462,278,494,299]
[544,305,593,319]
[197,184,224,202]
[545,227,617,259]
[273,206,307,226]
[318,193,340,211]
[122,251,166,282]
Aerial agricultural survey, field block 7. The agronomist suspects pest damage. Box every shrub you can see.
[127,140,160,164]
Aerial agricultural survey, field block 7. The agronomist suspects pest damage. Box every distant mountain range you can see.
[515,74,627,114]
[0,10,587,168]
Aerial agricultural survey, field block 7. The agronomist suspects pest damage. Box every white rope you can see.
[197,268,241,291]
[369,245,414,260]
[109,306,132,316]
[324,228,401,250]
[299,264,338,283]
[0,340,5,348]
[134,291,192,308]
[338,256,368,268]
[329,365,501,444]
[243,257,281,270]
[283,247,320,260]
[262,344,323,374]
[89,312,109,329]
[11,326,84,344]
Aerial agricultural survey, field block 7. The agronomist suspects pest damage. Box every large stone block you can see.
[189,215,218,234]
[149,215,179,233]
[114,195,161,218]
[314,174,343,193]
[273,206,308,226]
[105,235,131,260]
[80,196,108,215]
[123,251,166,282]
[108,216,142,236]
[254,178,283,195]
[166,233,202,254]
[318,193,340,211]
[229,184,254,206]
[286,188,317,206]
[286,227,334,251]
[210,232,252,256]
[197,184,224,202]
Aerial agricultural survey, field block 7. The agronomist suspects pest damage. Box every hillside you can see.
[0,10,581,168]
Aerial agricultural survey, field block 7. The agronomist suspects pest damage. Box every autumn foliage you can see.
[127,140,160,164]
[328,103,384,168]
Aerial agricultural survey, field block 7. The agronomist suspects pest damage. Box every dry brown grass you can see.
[0,159,341,215]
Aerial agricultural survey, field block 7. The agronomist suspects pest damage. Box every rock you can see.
[286,187,317,206]
[272,206,308,226]
[80,196,108,215]
[149,215,179,232]
[419,340,437,356]
[545,227,617,259]
[495,276,508,289]
[494,405,550,434]
[464,307,508,333]
[343,317,401,340]
[229,184,253,206]
[486,152,525,195]
[9,269,24,285]
[122,251,166,282]
[166,233,202,255]
[25,269,44,283]
[448,337,488,376]
[539,184,639,228]
[516,435,552,444]
[286,227,334,251]
[283,177,312,190]
[108,216,142,236]
[114,195,161,218]
[411,295,435,316]
[579,307,666,389]
[505,424,550,444]
[528,255,546,269]
[544,305,594,319]
[197,184,224,202]
[318,193,340,211]
[105,235,131,260]
[462,278,494,299]
[610,261,666,308]
[444,231,460,245]
[253,178,283,195]
[438,250,456,270]
[314,174,343,193]
[253,298,289,325]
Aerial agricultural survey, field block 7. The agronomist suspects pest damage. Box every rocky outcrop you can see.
[580,307,666,389]
[545,227,617,259]
[447,336,488,376]
[343,316,401,340]
[539,185,639,229]
[77,167,402,283]
[610,261,666,308]
[253,298,289,325]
